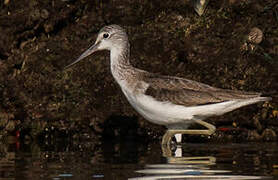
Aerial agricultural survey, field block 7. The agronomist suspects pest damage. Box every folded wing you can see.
[144,74,262,106]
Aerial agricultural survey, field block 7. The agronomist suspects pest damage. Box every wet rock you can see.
[5,120,15,132]
[41,9,49,19]
[30,9,41,21]
[0,112,9,128]
[241,27,264,52]
[261,108,269,120]
[0,112,15,132]
[228,0,237,4]
[4,0,10,5]
[248,27,263,44]
[6,135,17,144]
[194,0,210,16]
[247,130,262,141]
[44,23,54,33]
[262,129,277,141]
[253,115,262,132]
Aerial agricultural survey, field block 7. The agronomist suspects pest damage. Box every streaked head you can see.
[64,24,128,69]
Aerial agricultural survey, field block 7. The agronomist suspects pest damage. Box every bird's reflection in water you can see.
[130,143,270,180]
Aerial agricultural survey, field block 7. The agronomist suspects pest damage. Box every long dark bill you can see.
[64,42,99,70]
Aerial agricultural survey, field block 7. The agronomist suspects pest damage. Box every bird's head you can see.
[64,24,128,69]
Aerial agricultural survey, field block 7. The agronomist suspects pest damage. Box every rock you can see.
[0,112,15,131]
[44,23,54,33]
[194,0,210,16]
[248,27,263,44]
[262,128,277,141]
[253,115,262,132]
[41,9,49,19]
[5,120,15,132]
[0,112,9,127]
[247,130,262,141]
[30,9,41,21]
[4,0,10,5]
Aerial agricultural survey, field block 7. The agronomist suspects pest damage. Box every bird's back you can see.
[143,73,269,107]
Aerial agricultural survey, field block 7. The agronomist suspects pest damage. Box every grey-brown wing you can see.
[144,74,261,106]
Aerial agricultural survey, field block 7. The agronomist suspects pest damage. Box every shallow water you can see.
[1,141,277,180]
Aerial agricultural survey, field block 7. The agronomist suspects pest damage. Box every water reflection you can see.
[0,140,277,179]
[132,144,271,179]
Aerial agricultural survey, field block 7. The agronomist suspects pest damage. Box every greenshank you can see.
[65,25,271,147]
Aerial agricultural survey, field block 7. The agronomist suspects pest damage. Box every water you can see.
[1,140,277,180]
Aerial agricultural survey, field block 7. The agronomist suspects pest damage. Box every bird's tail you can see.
[262,92,278,102]
[223,96,271,114]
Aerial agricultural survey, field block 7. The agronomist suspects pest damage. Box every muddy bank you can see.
[0,0,277,144]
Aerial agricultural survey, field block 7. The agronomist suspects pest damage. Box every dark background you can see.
[0,0,277,143]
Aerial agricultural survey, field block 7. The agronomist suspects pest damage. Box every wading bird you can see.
[65,25,271,147]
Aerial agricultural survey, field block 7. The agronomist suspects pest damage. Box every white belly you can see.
[122,90,194,126]
[121,89,244,128]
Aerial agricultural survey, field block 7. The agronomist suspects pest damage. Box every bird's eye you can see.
[103,33,109,39]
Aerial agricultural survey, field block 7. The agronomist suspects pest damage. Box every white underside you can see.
[122,89,268,129]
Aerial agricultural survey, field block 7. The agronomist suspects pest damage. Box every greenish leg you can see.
[161,119,216,147]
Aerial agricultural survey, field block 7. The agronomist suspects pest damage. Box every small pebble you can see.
[41,9,49,19]
[4,0,10,5]
[248,27,263,44]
